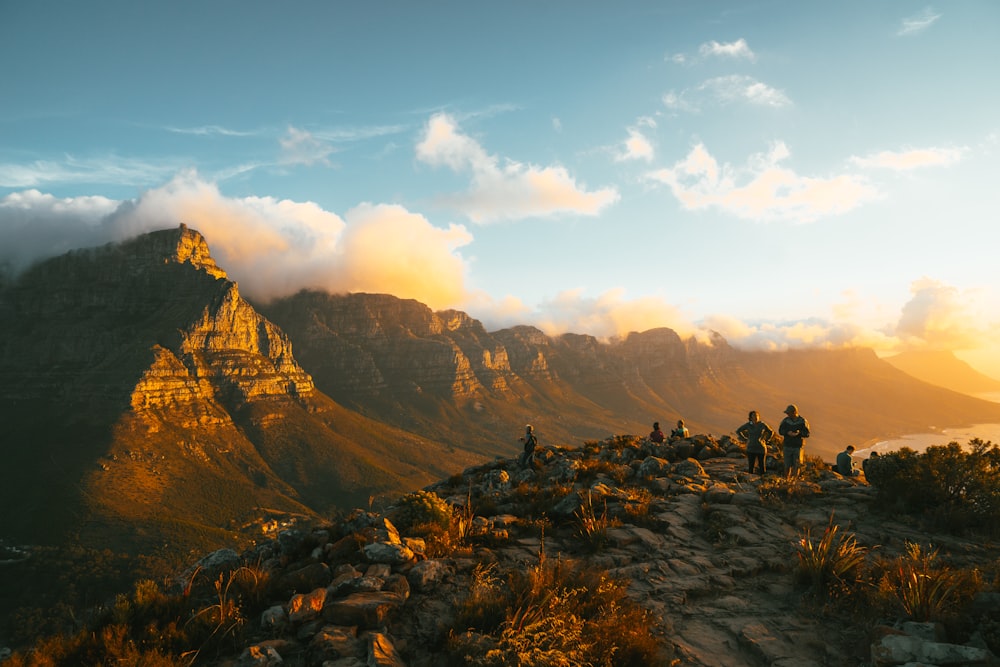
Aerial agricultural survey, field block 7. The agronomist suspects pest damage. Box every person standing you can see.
[649,421,666,443]
[519,424,538,468]
[670,419,690,440]
[778,404,810,478]
[736,410,774,475]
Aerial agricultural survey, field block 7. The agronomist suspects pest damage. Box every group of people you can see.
[519,403,840,479]
[735,404,811,478]
[648,419,690,444]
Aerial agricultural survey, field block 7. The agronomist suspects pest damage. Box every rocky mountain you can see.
[5,224,1000,561]
[5,438,1000,665]
[883,350,1000,398]
[259,291,1000,461]
[0,226,483,557]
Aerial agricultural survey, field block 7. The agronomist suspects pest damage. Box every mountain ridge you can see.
[4,225,1000,560]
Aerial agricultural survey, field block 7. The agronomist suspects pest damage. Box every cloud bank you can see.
[647,142,878,222]
[416,113,619,223]
[0,172,472,309]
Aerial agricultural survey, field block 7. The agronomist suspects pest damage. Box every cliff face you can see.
[0,227,475,555]
[261,291,1000,461]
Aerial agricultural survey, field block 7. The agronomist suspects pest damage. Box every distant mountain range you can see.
[3,225,1000,558]
[883,349,1000,397]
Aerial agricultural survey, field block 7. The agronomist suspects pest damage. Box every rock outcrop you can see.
[14,436,994,666]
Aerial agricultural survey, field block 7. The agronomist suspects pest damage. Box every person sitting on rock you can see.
[736,410,774,475]
[649,421,666,443]
[670,419,690,440]
[836,445,859,476]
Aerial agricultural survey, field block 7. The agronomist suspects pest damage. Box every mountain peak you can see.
[126,223,228,280]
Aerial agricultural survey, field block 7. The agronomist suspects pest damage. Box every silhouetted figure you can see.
[778,404,810,478]
[862,450,879,478]
[519,424,538,468]
[670,419,689,440]
[649,421,666,443]
[836,445,859,476]
[736,410,774,475]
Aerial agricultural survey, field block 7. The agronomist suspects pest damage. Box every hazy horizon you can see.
[2,2,999,377]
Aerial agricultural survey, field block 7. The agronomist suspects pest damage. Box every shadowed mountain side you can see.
[883,349,1000,397]
[735,348,1000,452]
[259,291,1000,462]
[0,227,478,556]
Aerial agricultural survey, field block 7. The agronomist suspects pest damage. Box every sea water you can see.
[856,423,1000,459]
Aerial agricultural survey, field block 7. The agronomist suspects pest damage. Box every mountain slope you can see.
[0,227,478,555]
[260,291,1000,461]
[883,349,1000,397]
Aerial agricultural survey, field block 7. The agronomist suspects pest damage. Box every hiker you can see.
[518,424,538,468]
[736,410,774,475]
[836,445,859,476]
[862,450,879,478]
[670,419,689,440]
[778,404,810,477]
[649,421,666,443]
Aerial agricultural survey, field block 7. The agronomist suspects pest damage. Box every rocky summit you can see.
[18,434,991,667]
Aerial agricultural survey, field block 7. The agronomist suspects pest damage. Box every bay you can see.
[856,422,1000,459]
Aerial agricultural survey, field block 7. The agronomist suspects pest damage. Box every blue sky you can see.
[3,1,1000,377]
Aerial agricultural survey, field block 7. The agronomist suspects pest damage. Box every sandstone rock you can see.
[322,592,405,629]
[406,559,450,592]
[288,587,328,624]
[367,632,405,667]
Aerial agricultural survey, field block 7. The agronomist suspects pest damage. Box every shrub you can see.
[390,489,453,533]
[872,542,981,623]
[865,440,1000,534]
[573,491,609,553]
[449,554,668,666]
[795,516,867,595]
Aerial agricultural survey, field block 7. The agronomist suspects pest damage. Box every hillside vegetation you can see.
[4,433,1000,666]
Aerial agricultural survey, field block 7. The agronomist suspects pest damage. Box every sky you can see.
[2,1,1000,378]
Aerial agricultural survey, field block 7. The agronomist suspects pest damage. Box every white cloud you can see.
[893,278,990,351]
[897,7,941,36]
[165,124,258,137]
[850,146,965,170]
[0,154,181,189]
[279,127,335,166]
[617,128,655,162]
[415,113,619,223]
[662,76,790,113]
[646,142,878,222]
[699,38,756,62]
[699,75,791,108]
[531,288,696,339]
[0,189,120,270]
[0,173,475,309]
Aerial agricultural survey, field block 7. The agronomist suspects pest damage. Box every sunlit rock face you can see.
[0,224,314,427]
[257,291,522,400]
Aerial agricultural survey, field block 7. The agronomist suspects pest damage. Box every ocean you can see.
[857,422,1000,459]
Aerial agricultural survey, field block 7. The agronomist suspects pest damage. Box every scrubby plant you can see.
[757,475,823,503]
[449,554,668,666]
[795,516,868,595]
[872,542,981,623]
[865,440,1000,534]
[390,489,454,533]
[573,491,609,553]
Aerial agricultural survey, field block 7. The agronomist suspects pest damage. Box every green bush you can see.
[390,489,454,533]
[865,440,1000,534]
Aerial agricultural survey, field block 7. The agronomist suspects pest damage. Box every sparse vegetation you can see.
[794,516,868,594]
[865,440,1000,534]
[449,552,669,666]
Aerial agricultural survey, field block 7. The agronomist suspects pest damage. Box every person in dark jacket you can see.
[778,404,810,478]
[736,410,774,475]
[519,424,538,468]
[836,445,859,476]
